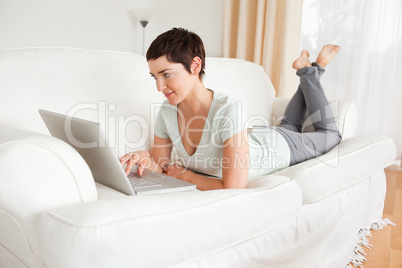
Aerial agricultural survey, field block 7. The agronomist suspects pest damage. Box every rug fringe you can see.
[345,218,395,268]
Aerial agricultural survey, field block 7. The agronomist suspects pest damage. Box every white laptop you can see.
[39,109,196,195]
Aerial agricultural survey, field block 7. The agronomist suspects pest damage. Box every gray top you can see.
[154,90,290,178]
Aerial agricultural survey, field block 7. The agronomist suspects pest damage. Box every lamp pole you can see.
[140,20,149,56]
[132,8,154,56]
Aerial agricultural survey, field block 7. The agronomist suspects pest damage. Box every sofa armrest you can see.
[272,97,358,139]
[0,126,97,254]
[275,134,396,203]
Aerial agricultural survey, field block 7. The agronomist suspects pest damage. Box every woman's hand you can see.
[119,150,154,176]
[162,163,190,181]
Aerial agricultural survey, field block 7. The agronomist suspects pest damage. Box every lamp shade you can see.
[132,8,155,26]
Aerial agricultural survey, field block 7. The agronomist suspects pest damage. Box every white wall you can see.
[0,0,224,57]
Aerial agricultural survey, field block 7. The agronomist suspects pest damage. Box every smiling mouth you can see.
[165,92,174,97]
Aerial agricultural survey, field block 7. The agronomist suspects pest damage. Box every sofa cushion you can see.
[0,48,163,157]
[204,57,276,125]
[275,134,396,204]
[38,176,302,267]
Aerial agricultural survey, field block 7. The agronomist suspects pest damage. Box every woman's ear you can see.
[190,56,202,76]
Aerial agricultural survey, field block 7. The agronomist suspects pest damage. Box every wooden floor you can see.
[360,166,402,268]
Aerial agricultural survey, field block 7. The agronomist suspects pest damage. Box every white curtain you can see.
[300,0,402,161]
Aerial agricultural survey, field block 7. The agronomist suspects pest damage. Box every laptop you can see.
[39,109,196,195]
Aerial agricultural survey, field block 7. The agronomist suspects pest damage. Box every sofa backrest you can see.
[0,48,276,156]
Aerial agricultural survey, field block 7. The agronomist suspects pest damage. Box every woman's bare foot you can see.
[292,50,312,70]
[316,44,340,68]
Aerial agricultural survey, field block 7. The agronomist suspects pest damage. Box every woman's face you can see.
[148,56,196,106]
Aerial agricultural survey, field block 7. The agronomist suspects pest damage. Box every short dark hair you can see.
[146,28,206,79]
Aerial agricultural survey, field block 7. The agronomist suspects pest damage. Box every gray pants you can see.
[276,63,342,166]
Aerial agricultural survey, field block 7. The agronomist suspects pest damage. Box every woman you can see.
[120,28,342,190]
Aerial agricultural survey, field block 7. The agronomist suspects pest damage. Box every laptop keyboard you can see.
[128,176,162,189]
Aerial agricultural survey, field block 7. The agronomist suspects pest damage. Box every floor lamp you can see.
[133,9,155,55]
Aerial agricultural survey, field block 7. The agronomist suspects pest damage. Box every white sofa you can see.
[0,48,396,268]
